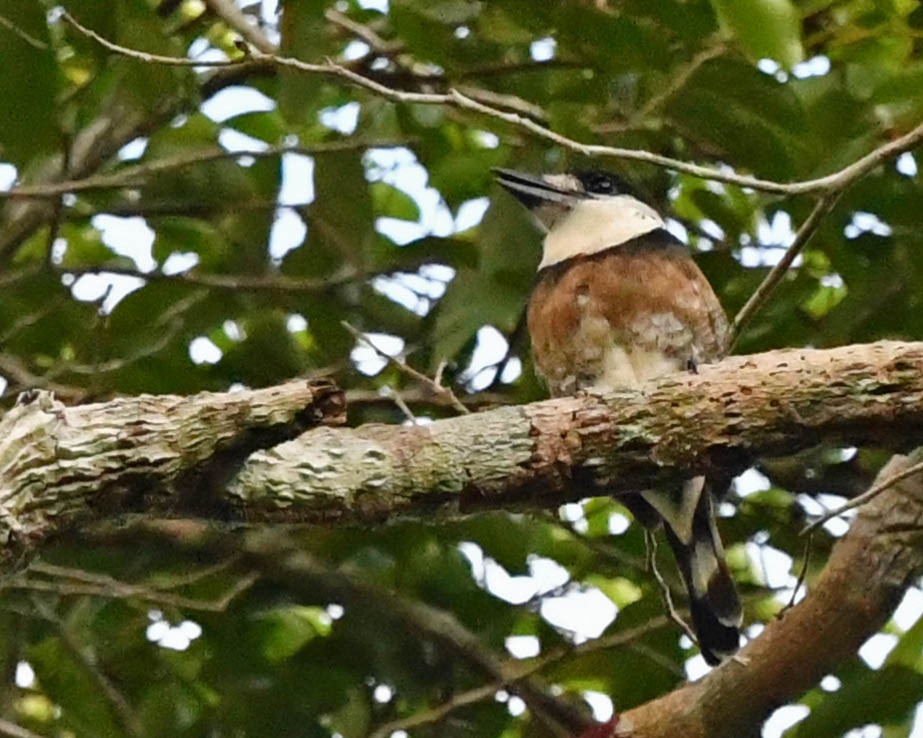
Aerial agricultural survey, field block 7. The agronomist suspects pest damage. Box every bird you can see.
[493,167,742,665]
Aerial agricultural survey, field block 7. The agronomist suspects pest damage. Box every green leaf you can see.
[371,181,420,221]
[710,0,804,67]
[224,110,288,144]
[278,1,330,123]
[585,575,644,609]
[283,150,375,276]
[790,665,923,738]
[252,606,332,662]
[666,58,809,178]
[0,4,57,166]
[29,637,123,737]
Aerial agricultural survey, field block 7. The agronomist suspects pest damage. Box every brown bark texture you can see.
[0,340,921,550]
[0,378,344,562]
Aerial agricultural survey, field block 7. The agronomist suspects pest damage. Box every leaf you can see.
[111,0,193,114]
[278,0,329,123]
[283,149,375,277]
[666,58,809,179]
[0,4,57,166]
[710,0,804,67]
[224,110,288,144]
[790,665,923,738]
[367,234,478,273]
[29,637,123,737]
[252,606,332,662]
[371,181,420,221]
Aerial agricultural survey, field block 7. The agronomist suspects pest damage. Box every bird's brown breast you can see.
[527,236,728,396]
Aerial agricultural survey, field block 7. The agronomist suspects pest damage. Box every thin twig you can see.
[28,556,240,589]
[61,10,235,66]
[204,0,275,54]
[0,12,48,50]
[30,596,145,738]
[369,616,671,738]
[342,321,470,415]
[730,193,841,346]
[0,140,409,199]
[383,386,419,424]
[59,9,923,196]
[325,8,403,56]
[345,386,509,411]
[781,531,813,614]
[0,719,50,738]
[594,40,726,134]
[645,530,697,643]
[7,568,259,613]
[801,458,923,534]
[59,263,355,294]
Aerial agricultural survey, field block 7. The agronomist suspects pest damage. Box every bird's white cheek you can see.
[539,197,665,269]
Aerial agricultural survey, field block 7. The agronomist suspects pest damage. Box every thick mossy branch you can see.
[230,340,923,521]
[0,379,344,556]
[1,341,922,549]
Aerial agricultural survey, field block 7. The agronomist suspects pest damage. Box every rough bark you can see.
[0,379,344,562]
[229,340,923,521]
[1,340,922,558]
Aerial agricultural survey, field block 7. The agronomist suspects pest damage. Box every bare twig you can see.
[383,386,419,424]
[801,458,923,534]
[325,8,403,56]
[0,12,48,50]
[0,140,409,199]
[8,564,259,613]
[0,354,86,401]
[645,530,697,643]
[59,9,923,196]
[29,557,240,589]
[30,595,145,738]
[369,616,671,738]
[0,719,50,738]
[345,386,509,411]
[781,531,813,614]
[60,10,235,66]
[342,321,470,415]
[0,264,43,287]
[0,298,66,346]
[60,263,356,294]
[204,0,275,54]
[730,193,841,345]
[594,40,726,134]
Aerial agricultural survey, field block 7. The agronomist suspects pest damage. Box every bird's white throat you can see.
[539,196,665,270]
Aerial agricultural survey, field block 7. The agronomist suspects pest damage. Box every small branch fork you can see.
[341,321,469,416]
[802,457,923,534]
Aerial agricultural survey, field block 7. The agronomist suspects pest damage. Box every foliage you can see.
[0,0,922,737]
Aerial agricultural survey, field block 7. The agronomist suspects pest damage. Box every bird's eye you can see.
[590,176,614,193]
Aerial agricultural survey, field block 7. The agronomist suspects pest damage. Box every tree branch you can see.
[618,448,923,738]
[58,9,923,196]
[225,340,923,522]
[0,378,345,560]
[730,193,841,345]
[2,341,922,552]
[0,141,411,200]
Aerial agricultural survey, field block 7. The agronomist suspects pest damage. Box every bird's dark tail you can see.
[636,478,742,665]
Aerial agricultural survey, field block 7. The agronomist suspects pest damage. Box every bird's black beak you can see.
[491,168,583,211]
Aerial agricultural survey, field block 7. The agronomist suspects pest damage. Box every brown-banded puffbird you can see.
[493,167,742,665]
